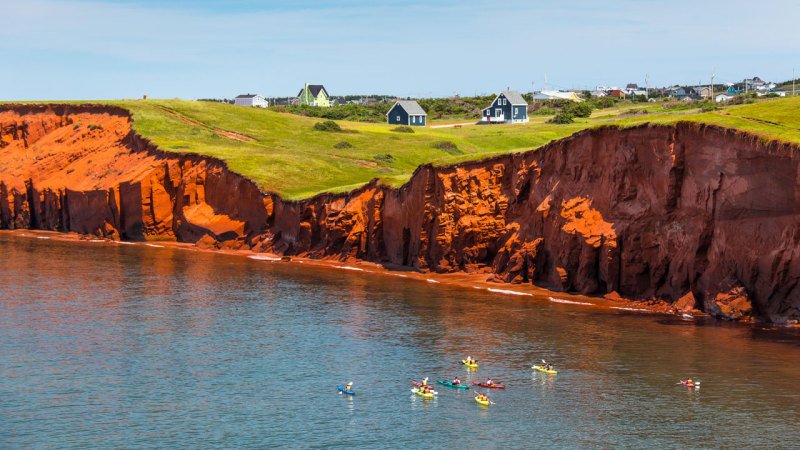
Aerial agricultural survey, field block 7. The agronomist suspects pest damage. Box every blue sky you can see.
[1,0,798,100]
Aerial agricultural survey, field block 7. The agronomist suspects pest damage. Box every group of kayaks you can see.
[338,357,560,407]
[340,358,700,406]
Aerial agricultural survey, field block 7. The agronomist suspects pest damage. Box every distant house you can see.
[481,90,529,123]
[608,89,626,98]
[726,86,738,95]
[532,90,582,102]
[625,83,639,92]
[668,87,699,101]
[297,83,332,107]
[715,93,734,103]
[234,94,268,108]
[757,90,787,97]
[694,86,712,98]
[386,100,427,126]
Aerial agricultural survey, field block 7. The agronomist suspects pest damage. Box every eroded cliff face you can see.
[3,105,800,323]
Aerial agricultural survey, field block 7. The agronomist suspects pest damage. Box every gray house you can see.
[386,100,427,126]
[481,90,529,123]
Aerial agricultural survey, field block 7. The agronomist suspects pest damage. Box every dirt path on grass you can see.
[153,105,256,142]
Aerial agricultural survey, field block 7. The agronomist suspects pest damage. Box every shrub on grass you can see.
[430,141,462,155]
[532,107,556,116]
[391,126,414,133]
[700,102,718,112]
[333,141,353,149]
[374,153,395,163]
[563,102,593,118]
[549,112,574,124]
[313,120,342,132]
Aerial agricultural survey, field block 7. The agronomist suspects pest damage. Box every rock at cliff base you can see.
[706,287,753,321]
[673,291,697,313]
[196,234,221,250]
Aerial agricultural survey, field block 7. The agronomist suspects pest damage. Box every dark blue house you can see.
[386,100,427,126]
[481,90,528,124]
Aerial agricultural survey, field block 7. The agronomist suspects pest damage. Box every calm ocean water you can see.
[1,232,799,448]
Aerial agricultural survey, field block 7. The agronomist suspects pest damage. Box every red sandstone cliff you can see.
[2,104,799,323]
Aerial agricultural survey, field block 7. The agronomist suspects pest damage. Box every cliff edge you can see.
[2,104,799,323]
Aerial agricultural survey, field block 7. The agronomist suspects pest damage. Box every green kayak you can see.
[437,379,470,389]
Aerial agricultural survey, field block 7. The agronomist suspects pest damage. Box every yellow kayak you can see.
[461,360,479,369]
[532,365,558,375]
[475,395,491,406]
[412,388,436,399]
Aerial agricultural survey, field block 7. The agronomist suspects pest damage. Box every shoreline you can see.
[6,229,800,336]
[0,228,691,315]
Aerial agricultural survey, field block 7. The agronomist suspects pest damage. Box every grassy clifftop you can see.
[10,97,800,199]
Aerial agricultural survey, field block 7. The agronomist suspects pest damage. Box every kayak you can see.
[474,395,491,406]
[532,365,558,375]
[679,380,700,389]
[412,387,436,398]
[337,385,355,396]
[472,381,505,389]
[437,379,470,389]
[461,360,479,369]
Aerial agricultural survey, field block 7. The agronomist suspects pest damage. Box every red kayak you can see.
[472,381,505,389]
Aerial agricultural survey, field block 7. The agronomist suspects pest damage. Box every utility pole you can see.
[645,73,650,99]
[710,70,715,101]
[793,68,796,97]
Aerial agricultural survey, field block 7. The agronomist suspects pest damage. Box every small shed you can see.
[386,100,427,126]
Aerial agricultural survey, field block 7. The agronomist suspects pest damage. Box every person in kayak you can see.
[476,393,488,402]
[546,363,555,371]
[345,382,353,392]
[421,377,429,387]
[465,356,476,364]
[486,377,494,387]
[452,376,461,386]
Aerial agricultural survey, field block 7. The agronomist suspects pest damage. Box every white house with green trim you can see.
[297,83,332,107]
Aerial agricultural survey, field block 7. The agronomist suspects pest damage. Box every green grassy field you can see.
[8,97,800,199]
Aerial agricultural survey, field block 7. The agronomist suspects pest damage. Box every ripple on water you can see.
[1,234,799,448]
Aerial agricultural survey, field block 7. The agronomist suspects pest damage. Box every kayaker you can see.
[465,356,476,364]
[345,382,353,392]
[421,377,429,387]
[452,376,461,386]
[486,377,494,386]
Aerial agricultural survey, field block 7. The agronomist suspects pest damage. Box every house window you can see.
[396,115,401,121]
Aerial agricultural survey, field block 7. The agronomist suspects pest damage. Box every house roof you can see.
[532,90,581,101]
[387,100,427,116]
[500,90,527,105]
[626,83,639,89]
[236,94,259,99]
[298,84,329,98]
